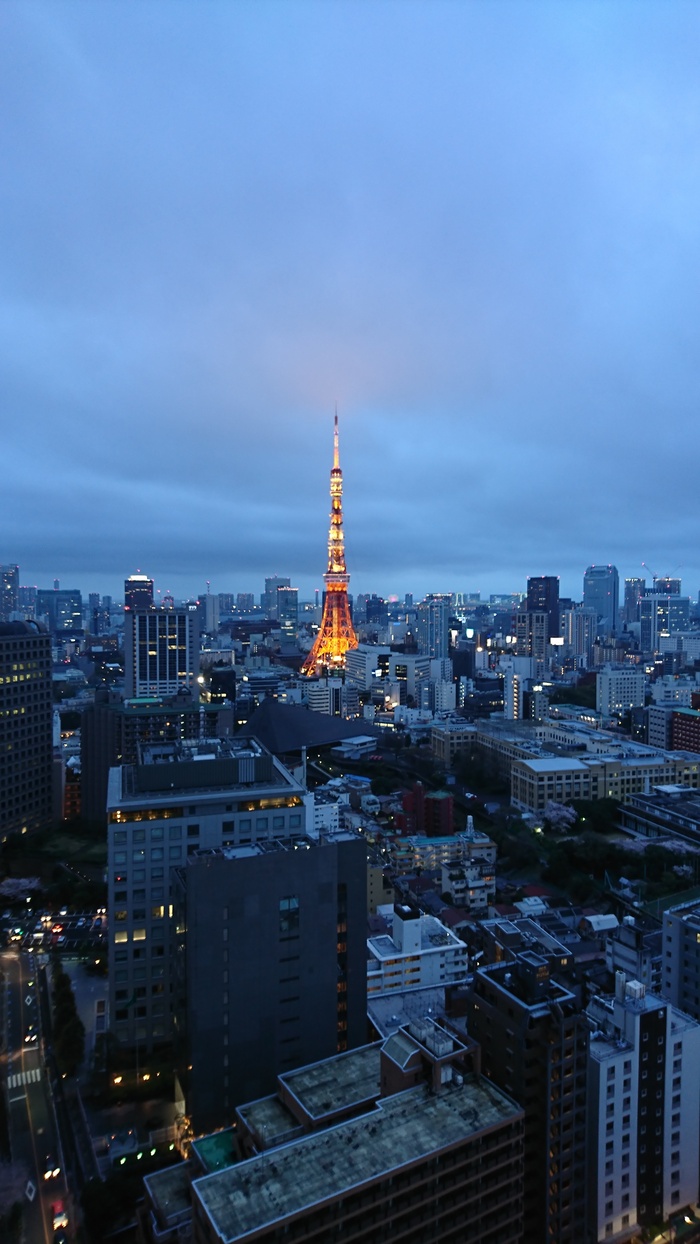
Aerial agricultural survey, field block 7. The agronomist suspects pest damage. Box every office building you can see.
[262,576,290,618]
[656,577,682,596]
[276,585,298,642]
[514,609,549,677]
[640,594,690,653]
[123,605,200,698]
[622,577,645,625]
[583,565,619,637]
[0,564,19,622]
[561,606,598,666]
[587,977,700,1240]
[36,588,83,633]
[416,593,451,658]
[171,825,367,1133]
[81,689,234,824]
[106,737,308,1051]
[466,952,588,1243]
[169,1031,524,1244]
[0,621,53,836]
[526,575,560,639]
[124,573,154,611]
[596,666,646,717]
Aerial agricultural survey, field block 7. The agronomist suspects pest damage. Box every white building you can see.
[367,905,468,997]
[596,666,646,717]
[587,976,700,1242]
[440,858,495,913]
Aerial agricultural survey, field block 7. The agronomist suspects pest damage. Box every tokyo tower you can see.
[301,414,358,675]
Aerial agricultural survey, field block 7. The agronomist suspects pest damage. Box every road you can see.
[2,947,71,1243]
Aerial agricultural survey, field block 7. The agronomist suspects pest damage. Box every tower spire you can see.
[301,413,358,675]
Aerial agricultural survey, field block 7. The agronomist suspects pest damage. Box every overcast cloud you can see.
[2,1,699,604]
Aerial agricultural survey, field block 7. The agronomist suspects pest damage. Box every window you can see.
[279,896,299,934]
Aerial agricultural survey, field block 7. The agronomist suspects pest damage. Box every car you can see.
[53,1232,69,1244]
[44,1154,61,1181]
[76,917,86,928]
[51,1200,68,1231]
[92,917,102,930]
[9,928,23,942]
[24,1025,38,1044]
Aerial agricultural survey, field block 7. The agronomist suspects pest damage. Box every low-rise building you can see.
[367,904,468,997]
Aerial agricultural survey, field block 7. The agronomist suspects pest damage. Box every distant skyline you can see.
[3,3,700,605]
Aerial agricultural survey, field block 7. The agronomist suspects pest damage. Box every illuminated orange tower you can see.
[301,414,358,675]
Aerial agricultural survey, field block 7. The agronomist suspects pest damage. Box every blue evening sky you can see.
[2,1,699,603]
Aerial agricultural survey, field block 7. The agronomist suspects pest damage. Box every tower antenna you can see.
[301,411,358,675]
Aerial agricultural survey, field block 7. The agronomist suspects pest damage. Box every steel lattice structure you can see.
[301,415,358,676]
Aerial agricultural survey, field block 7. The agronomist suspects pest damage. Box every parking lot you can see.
[2,908,107,955]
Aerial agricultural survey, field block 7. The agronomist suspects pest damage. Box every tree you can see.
[55,1014,86,1077]
[542,802,578,834]
[0,1161,28,1215]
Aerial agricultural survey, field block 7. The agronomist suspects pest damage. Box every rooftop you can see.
[193,1076,521,1243]
[280,1043,381,1121]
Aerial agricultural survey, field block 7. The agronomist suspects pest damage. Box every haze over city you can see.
[3,1,700,602]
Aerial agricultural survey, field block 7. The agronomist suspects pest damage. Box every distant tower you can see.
[301,415,358,675]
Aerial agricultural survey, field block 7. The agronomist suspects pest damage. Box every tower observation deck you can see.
[301,415,358,676]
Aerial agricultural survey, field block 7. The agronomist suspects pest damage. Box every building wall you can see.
[106,741,307,1051]
[173,832,367,1134]
[0,622,53,835]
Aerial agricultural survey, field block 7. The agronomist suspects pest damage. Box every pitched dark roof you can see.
[238,698,380,756]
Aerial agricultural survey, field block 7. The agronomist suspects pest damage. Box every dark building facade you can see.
[0,621,53,835]
[124,573,154,611]
[526,575,560,640]
[466,952,588,1244]
[172,826,367,1134]
[81,689,234,823]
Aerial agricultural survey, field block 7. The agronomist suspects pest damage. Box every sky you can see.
[2,1,700,606]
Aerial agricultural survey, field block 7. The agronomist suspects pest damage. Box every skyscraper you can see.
[526,574,560,639]
[416,593,451,658]
[262,576,290,618]
[301,416,358,674]
[0,564,19,622]
[623,577,645,625]
[124,573,154,611]
[276,585,298,642]
[123,605,200,697]
[583,564,619,637]
[0,621,53,835]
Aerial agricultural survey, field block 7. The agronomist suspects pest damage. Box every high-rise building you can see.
[123,605,200,698]
[640,594,690,653]
[0,564,19,622]
[301,416,358,674]
[583,565,619,637]
[262,576,290,619]
[655,577,682,596]
[235,592,255,612]
[81,688,234,824]
[623,577,646,625]
[416,593,451,658]
[587,977,700,1240]
[526,574,560,639]
[106,736,309,1052]
[18,585,37,617]
[466,952,588,1243]
[514,608,549,677]
[124,573,154,611]
[561,605,598,666]
[0,621,53,835]
[36,588,83,633]
[276,585,298,642]
[171,824,367,1133]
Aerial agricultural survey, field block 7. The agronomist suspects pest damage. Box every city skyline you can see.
[3,3,700,603]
